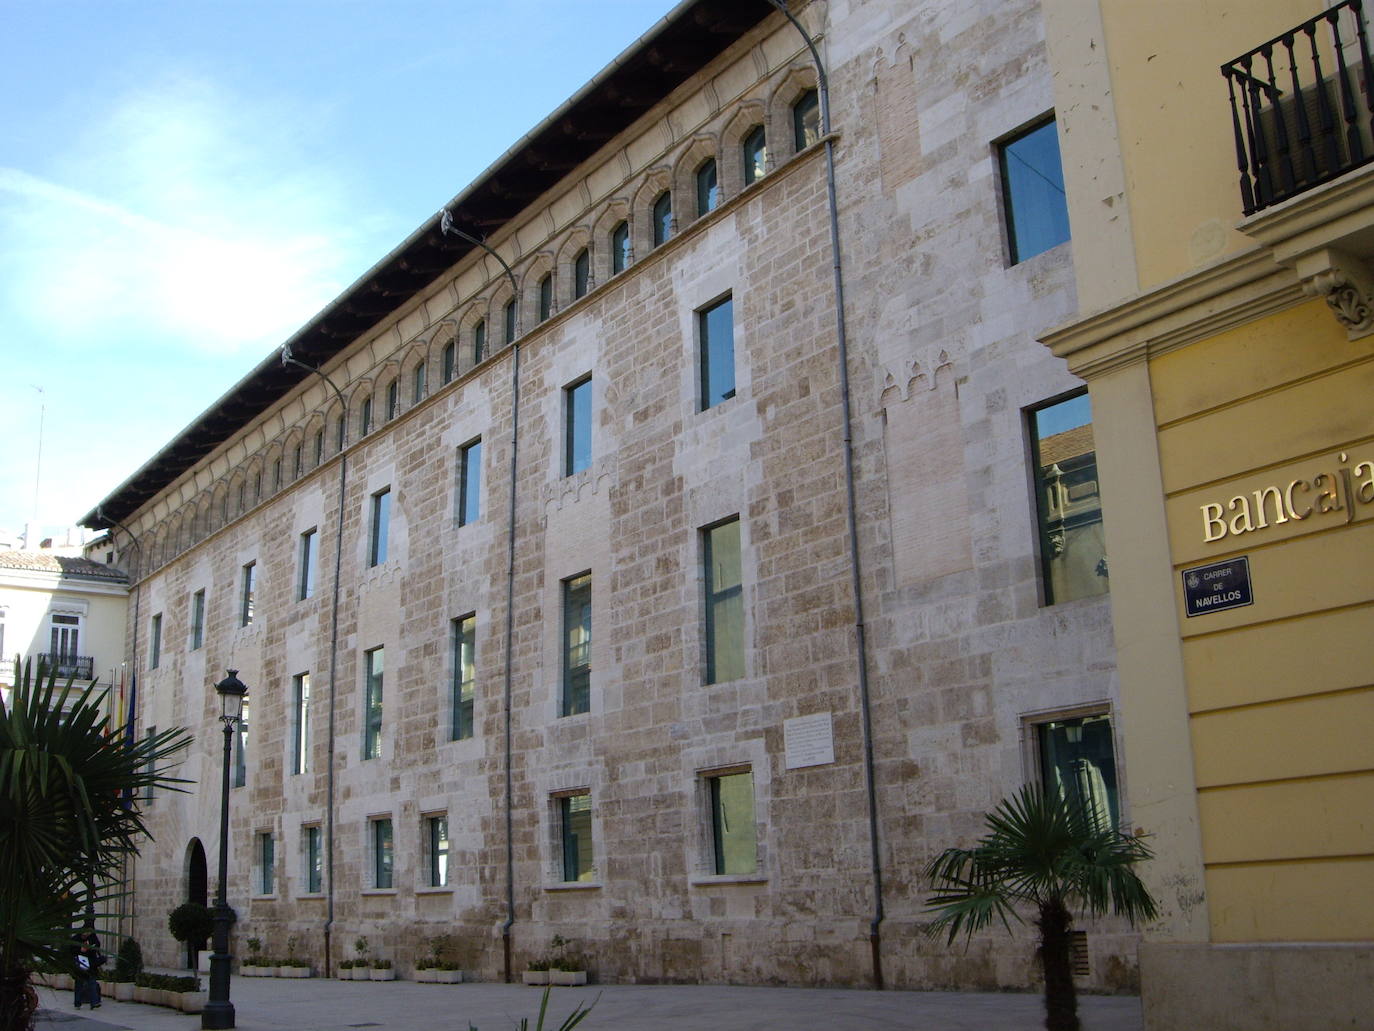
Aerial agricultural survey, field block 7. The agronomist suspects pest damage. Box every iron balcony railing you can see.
[1223,0,1374,215]
[38,653,95,680]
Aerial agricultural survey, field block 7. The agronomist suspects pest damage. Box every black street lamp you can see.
[203,670,248,1030]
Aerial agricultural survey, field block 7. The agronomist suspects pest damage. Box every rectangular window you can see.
[709,770,758,875]
[561,573,592,717]
[564,377,592,476]
[999,115,1071,264]
[699,296,735,410]
[1029,393,1108,605]
[1037,713,1119,834]
[149,613,162,669]
[559,793,594,882]
[240,562,256,626]
[704,518,744,684]
[304,825,323,894]
[363,646,384,760]
[458,439,482,526]
[371,817,394,889]
[292,672,311,775]
[257,831,275,895]
[298,528,318,601]
[233,701,249,787]
[369,488,391,567]
[190,589,205,650]
[49,613,80,668]
[451,615,476,741]
[427,814,450,887]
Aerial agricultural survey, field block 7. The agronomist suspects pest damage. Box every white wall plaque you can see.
[784,711,835,770]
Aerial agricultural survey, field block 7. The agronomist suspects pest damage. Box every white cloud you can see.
[0,72,371,356]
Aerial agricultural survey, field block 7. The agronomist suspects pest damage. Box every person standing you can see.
[73,922,102,1009]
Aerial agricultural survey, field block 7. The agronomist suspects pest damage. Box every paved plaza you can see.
[33,976,1144,1031]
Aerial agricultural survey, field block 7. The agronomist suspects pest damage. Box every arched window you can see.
[473,319,486,364]
[385,379,399,420]
[412,362,426,403]
[696,158,719,217]
[360,397,372,436]
[538,273,553,323]
[652,191,672,247]
[611,221,630,274]
[504,299,517,344]
[442,338,456,384]
[573,249,590,299]
[313,429,324,467]
[335,413,346,452]
[743,126,767,186]
[792,89,820,151]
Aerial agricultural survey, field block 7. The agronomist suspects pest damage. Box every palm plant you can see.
[0,657,191,1031]
[923,784,1158,1031]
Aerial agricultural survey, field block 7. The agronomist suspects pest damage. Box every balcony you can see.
[1223,0,1374,215]
[38,653,95,680]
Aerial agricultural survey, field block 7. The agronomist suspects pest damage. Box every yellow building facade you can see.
[1042,1,1373,1027]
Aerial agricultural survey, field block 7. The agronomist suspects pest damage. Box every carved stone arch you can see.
[207,481,230,534]
[592,197,632,285]
[349,379,377,440]
[225,467,249,519]
[301,409,327,472]
[767,62,821,161]
[632,166,675,257]
[319,395,347,456]
[242,454,265,509]
[398,341,430,410]
[672,134,723,223]
[525,249,557,330]
[374,359,403,425]
[453,301,492,377]
[186,497,208,547]
[721,100,770,198]
[426,317,460,386]
[555,227,593,309]
[261,439,285,495]
[282,426,306,484]
[486,276,518,352]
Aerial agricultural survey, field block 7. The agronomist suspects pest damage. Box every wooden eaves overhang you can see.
[81,0,774,532]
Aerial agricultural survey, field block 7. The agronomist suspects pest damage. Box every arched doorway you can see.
[185,839,208,969]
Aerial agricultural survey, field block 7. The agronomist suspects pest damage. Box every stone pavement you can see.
[32,978,1144,1031]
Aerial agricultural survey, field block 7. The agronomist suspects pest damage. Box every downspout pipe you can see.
[763,0,885,989]
[279,346,349,978]
[439,211,522,984]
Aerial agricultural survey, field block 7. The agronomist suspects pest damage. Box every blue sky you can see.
[0,0,675,543]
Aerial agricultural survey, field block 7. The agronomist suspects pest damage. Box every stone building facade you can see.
[86,0,1138,991]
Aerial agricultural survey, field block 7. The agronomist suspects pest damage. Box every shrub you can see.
[167,902,214,945]
[372,958,392,970]
[114,937,143,983]
[135,972,200,992]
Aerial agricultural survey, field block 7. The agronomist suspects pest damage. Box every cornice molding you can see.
[1039,249,1302,380]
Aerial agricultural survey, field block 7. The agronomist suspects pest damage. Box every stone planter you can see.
[416,968,461,983]
[179,990,209,1014]
[550,969,587,986]
[114,981,135,1002]
[523,969,550,986]
[133,985,156,1005]
[336,966,356,980]
[239,963,268,977]
[369,967,396,981]
[278,965,312,978]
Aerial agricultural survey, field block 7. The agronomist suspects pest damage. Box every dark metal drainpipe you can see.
[764,0,885,989]
[279,347,349,978]
[440,211,522,984]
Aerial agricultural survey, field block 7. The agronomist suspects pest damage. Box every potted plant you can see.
[112,936,142,1001]
[337,958,355,981]
[369,957,395,981]
[167,901,214,972]
[240,936,268,976]
[523,959,551,986]
[278,935,312,977]
[415,933,463,984]
[546,935,587,986]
